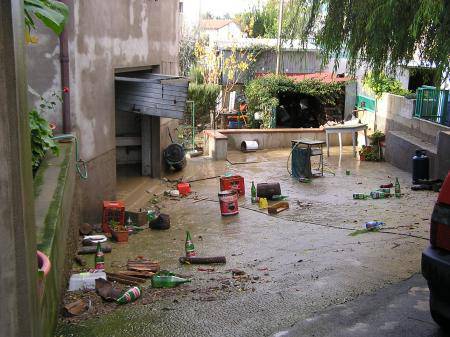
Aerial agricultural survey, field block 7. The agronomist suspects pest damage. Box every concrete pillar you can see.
[0,2,40,337]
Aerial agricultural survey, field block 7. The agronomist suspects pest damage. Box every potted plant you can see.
[110,220,128,243]
[369,130,385,160]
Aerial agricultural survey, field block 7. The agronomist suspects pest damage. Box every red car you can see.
[422,172,450,330]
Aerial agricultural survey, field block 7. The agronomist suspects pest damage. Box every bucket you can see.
[240,140,259,152]
[218,190,239,216]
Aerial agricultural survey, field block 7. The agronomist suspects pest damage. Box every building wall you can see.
[27,0,181,223]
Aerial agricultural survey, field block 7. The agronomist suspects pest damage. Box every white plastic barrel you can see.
[240,140,259,152]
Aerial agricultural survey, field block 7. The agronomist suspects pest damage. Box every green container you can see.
[151,271,191,288]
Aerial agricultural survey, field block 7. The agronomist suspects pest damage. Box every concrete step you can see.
[385,130,438,177]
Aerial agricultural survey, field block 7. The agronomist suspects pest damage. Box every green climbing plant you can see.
[363,72,411,98]
[29,91,61,171]
[24,0,69,35]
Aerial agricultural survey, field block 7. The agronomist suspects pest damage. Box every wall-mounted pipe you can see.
[60,0,71,134]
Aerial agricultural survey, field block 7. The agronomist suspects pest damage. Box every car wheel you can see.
[430,309,450,330]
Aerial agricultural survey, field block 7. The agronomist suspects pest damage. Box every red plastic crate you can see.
[102,201,125,234]
[177,182,191,196]
[220,175,245,196]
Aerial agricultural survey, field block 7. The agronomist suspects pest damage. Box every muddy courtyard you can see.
[56,148,438,337]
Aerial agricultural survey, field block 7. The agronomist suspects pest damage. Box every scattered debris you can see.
[179,256,227,264]
[177,182,191,196]
[380,183,394,188]
[127,258,160,273]
[106,272,146,286]
[231,269,246,276]
[365,221,384,230]
[151,271,191,288]
[82,234,108,246]
[256,182,281,199]
[95,278,121,301]
[63,299,89,317]
[117,286,142,304]
[79,223,93,235]
[149,213,170,230]
[125,210,148,227]
[78,244,112,255]
[197,267,215,272]
[68,271,107,291]
[268,201,289,214]
[117,271,154,278]
[259,197,268,209]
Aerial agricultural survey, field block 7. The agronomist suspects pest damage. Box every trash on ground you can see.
[177,182,191,196]
[251,181,257,203]
[63,299,89,317]
[106,272,146,286]
[151,271,191,288]
[147,210,157,222]
[271,195,288,201]
[298,177,312,183]
[380,183,393,188]
[79,223,93,235]
[231,269,246,276]
[83,234,108,246]
[149,213,170,230]
[218,190,239,216]
[268,201,290,214]
[166,189,180,197]
[117,286,142,304]
[68,271,107,291]
[240,140,259,152]
[256,182,281,200]
[117,270,154,278]
[394,177,401,197]
[220,175,245,196]
[78,244,112,255]
[353,193,368,200]
[95,242,105,270]
[179,256,227,264]
[95,278,121,301]
[345,170,351,175]
[197,267,215,272]
[365,221,384,230]
[125,210,148,227]
[185,231,196,257]
[258,197,268,209]
[127,258,160,273]
[370,191,388,199]
[102,201,125,234]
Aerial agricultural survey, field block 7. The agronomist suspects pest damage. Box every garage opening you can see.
[114,70,189,178]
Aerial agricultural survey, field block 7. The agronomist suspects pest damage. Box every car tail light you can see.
[430,172,450,250]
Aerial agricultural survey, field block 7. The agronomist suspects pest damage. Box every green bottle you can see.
[117,286,141,304]
[395,177,401,198]
[251,181,257,203]
[185,231,196,257]
[95,242,104,270]
[151,272,191,288]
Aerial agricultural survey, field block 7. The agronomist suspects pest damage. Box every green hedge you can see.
[245,74,344,128]
[187,83,220,125]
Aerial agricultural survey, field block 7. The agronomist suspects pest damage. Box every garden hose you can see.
[51,134,88,180]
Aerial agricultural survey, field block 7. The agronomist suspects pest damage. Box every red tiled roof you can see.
[256,72,353,83]
[200,19,235,30]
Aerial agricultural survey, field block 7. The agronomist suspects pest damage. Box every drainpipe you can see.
[60,0,71,133]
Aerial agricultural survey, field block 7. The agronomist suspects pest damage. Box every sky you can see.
[199,0,264,16]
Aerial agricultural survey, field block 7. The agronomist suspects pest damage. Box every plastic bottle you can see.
[95,242,104,270]
[251,181,257,203]
[116,286,141,304]
[151,272,191,288]
[395,178,401,198]
[185,231,196,257]
[365,221,384,230]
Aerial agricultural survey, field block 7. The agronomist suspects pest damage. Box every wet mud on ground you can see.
[56,147,437,337]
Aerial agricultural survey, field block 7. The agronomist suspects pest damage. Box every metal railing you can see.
[414,86,450,126]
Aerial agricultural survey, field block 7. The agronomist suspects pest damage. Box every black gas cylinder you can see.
[412,149,429,183]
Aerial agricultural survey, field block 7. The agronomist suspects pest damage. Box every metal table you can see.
[291,138,326,176]
[324,124,368,157]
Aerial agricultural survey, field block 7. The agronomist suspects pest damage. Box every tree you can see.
[291,0,450,84]
[235,0,308,39]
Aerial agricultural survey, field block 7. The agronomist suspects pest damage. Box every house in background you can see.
[200,19,244,43]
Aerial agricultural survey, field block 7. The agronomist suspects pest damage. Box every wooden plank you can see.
[141,115,152,176]
[117,94,187,109]
[116,103,184,119]
[117,89,187,102]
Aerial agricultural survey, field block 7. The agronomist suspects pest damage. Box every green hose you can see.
[51,134,88,179]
